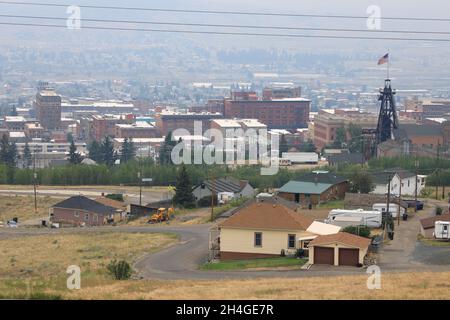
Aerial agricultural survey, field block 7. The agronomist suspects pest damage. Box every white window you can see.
[74,211,79,217]
[302,240,310,249]
[84,213,89,221]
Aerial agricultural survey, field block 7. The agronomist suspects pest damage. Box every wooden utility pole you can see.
[210,174,215,222]
[414,158,419,213]
[137,159,142,206]
[384,173,392,240]
[436,143,440,200]
[33,146,37,215]
[398,174,402,226]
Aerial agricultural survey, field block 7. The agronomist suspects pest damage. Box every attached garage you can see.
[314,247,334,265]
[338,248,359,266]
[308,232,371,267]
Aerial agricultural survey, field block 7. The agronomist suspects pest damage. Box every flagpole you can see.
[387,50,390,80]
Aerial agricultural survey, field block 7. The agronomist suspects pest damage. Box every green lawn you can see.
[317,200,345,209]
[201,257,307,271]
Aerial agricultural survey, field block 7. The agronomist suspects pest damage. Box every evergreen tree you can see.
[128,138,136,160]
[120,138,136,163]
[69,139,82,164]
[299,139,317,152]
[333,127,347,149]
[159,131,177,165]
[88,140,102,163]
[173,164,195,208]
[279,134,289,154]
[23,142,32,168]
[0,134,10,164]
[101,136,116,166]
[120,137,129,163]
[0,134,16,166]
[348,123,363,153]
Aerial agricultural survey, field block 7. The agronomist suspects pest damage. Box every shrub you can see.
[436,207,443,216]
[107,260,132,280]
[197,196,217,208]
[296,249,305,258]
[106,194,124,202]
[342,225,371,238]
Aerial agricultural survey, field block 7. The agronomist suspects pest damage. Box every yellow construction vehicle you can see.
[148,207,174,224]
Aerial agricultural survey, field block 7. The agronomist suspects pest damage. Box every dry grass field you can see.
[0,195,60,222]
[0,232,178,299]
[27,271,450,300]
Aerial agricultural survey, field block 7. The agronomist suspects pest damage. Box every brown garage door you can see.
[314,246,334,265]
[338,248,359,266]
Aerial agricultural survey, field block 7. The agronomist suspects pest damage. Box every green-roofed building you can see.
[278,171,349,206]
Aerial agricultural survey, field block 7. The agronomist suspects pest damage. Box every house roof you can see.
[199,176,252,194]
[371,169,416,185]
[394,123,443,138]
[94,197,126,210]
[420,214,450,229]
[279,181,332,195]
[219,202,314,231]
[296,171,348,185]
[309,232,371,249]
[52,196,116,215]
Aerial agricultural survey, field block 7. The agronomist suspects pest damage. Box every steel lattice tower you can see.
[376,79,398,145]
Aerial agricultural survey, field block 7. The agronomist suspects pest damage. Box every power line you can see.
[1,21,450,42]
[1,14,450,36]
[1,1,450,22]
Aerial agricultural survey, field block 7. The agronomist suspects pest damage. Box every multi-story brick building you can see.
[421,99,450,118]
[224,98,310,130]
[91,114,132,141]
[115,121,158,139]
[34,88,62,130]
[155,111,223,136]
[313,109,379,150]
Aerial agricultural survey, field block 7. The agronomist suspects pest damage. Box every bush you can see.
[295,249,305,258]
[105,194,124,202]
[436,207,443,216]
[197,196,217,208]
[107,260,132,280]
[342,225,371,238]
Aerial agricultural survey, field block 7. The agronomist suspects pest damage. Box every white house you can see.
[192,176,255,203]
[371,170,426,197]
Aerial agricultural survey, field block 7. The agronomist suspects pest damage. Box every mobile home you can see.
[434,221,450,240]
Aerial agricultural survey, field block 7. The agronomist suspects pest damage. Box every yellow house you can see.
[218,202,315,260]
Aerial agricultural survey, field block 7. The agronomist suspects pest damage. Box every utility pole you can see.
[33,146,37,215]
[384,172,392,240]
[436,143,440,200]
[414,158,419,213]
[210,174,215,222]
[398,174,401,226]
[137,158,142,206]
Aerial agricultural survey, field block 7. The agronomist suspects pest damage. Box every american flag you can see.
[377,53,389,65]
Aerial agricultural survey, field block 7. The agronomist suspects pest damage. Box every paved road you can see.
[0,187,165,204]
